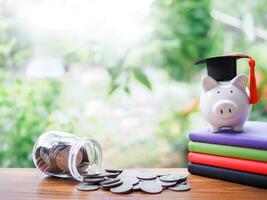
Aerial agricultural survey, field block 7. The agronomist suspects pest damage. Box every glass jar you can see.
[32,130,102,181]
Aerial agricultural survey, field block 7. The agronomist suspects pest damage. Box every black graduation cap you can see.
[195,55,250,81]
[195,54,259,104]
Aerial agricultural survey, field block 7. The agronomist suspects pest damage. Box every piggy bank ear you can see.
[201,75,218,92]
[231,74,248,91]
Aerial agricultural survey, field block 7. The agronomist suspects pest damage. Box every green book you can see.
[188,141,267,162]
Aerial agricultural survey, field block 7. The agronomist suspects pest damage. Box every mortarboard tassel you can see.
[226,53,259,104]
[248,58,259,104]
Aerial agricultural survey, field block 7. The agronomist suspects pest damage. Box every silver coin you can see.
[83,177,105,184]
[78,162,91,173]
[101,180,123,189]
[96,172,120,178]
[178,174,187,182]
[100,178,121,185]
[76,183,99,191]
[121,177,139,186]
[137,173,157,180]
[132,182,141,191]
[140,181,163,194]
[110,183,133,194]
[169,184,191,191]
[160,174,186,182]
[105,169,123,173]
[157,180,177,187]
[155,172,170,177]
[82,172,102,178]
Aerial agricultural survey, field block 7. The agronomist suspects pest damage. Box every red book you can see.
[188,152,267,175]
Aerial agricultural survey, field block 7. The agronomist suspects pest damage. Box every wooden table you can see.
[0,168,266,200]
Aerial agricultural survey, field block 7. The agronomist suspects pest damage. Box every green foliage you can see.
[108,66,152,95]
[149,0,212,80]
[0,73,61,167]
[132,68,152,90]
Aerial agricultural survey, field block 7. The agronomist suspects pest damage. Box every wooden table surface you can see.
[0,168,266,200]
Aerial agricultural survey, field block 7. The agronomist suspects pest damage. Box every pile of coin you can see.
[35,144,89,175]
[76,169,190,194]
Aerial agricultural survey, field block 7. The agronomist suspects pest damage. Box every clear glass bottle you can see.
[32,130,102,181]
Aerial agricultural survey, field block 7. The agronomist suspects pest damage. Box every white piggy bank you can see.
[200,73,251,132]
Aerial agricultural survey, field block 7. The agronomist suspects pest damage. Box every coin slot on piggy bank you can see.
[32,131,102,181]
[195,54,259,132]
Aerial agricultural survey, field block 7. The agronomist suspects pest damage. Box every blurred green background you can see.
[0,0,267,168]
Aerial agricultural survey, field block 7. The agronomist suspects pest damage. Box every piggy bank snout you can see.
[212,100,238,119]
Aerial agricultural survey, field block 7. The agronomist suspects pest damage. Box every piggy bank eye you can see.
[217,91,220,94]
[230,90,233,93]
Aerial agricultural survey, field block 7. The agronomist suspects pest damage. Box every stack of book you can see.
[188,121,267,188]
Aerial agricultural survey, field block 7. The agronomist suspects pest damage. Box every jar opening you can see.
[68,138,102,181]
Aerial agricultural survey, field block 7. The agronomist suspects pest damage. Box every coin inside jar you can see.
[55,146,83,171]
